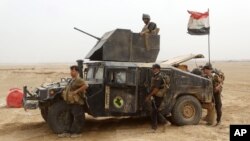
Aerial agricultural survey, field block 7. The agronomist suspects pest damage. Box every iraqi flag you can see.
[187,10,210,35]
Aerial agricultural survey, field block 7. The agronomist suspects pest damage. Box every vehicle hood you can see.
[160,54,204,66]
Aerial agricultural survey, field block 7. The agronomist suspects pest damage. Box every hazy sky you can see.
[0,0,250,63]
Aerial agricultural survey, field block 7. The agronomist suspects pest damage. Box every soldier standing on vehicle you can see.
[59,65,88,138]
[202,63,223,126]
[140,14,159,36]
[140,14,159,50]
[145,64,169,131]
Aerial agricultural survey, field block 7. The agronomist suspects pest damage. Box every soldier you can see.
[145,64,170,131]
[212,68,223,126]
[140,14,159,36]
[140,14,159,50]
[202,63,215,125]
[59,65,88,138]
[202,63,223,126]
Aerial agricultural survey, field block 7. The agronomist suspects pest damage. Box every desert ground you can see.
[0,61,249,141]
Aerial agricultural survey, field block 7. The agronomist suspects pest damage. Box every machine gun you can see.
[74,27,101,41]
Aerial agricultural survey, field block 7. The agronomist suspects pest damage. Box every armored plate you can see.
[85,29,160,62]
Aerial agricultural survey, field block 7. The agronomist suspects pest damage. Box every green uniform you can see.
[62,77,88,105]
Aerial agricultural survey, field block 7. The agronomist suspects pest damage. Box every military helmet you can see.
[152,64,161,69]
[148,22,157,31]
[202,62,212,70]
[191,68,202,75]
[142,14,150,20]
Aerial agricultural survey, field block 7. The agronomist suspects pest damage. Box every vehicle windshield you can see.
[86,67,94,80]
[95,67,104,80]
[115,72,126,84]
[107,70,127,84]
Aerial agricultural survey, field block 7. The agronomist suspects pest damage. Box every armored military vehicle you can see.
[23,28,214,133]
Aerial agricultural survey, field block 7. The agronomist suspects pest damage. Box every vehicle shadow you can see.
[0,115,151,135]
[84,116,150,132]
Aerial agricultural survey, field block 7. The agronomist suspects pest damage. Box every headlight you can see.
[49,89,55,96]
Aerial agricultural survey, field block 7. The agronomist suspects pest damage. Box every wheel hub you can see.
[182,103,195,118]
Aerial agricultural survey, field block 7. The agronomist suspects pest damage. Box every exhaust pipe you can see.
[76,59,84,78]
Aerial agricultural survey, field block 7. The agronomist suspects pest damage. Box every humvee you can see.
[23,28,213,133]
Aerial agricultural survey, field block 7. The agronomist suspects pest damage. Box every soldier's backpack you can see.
[161,72,170,89]
[155,73,170,97]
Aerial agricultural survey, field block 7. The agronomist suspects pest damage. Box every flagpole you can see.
[208,32,211,64]
[208,9,211,64]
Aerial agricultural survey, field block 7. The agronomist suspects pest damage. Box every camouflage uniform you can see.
[203,70,223,125]
[62,77,87,105]
[150,72,169,129]
[203,74,216,125]
[62,77,88,133]
[212,73,223,124]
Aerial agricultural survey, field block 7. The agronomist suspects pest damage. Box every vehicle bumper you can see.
[23,86,39,110]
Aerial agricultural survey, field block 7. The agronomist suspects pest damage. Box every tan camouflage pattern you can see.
[62,77,88,105]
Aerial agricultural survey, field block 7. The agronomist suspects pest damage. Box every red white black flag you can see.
[187,10,210,35]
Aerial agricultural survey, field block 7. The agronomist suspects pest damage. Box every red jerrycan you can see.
[6,88,24,108]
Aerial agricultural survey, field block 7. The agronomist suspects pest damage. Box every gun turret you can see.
[74,27,101,41]
[75,28,160,62]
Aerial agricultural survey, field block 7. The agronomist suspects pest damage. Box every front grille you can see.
[38,89,48,100]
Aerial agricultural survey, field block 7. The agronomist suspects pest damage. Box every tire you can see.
[40,106,48,122]
[47,101,73,134]
[171,95,202,126]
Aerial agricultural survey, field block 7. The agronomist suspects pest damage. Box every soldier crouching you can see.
[59,65,88,138]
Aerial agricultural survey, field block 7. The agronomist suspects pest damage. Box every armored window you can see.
[115,72,126,84]
[95,67,104,80]
[87,67,95,80]
[107,70,126,84]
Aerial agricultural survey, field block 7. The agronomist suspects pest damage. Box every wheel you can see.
[40,106,48,122]
[39,102,49,122]
[171,95,202,126]
[47,101,73,134]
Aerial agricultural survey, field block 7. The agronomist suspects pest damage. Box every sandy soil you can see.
[0,61,249,141]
